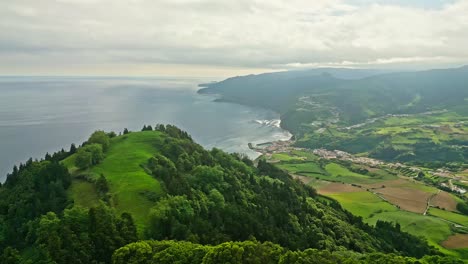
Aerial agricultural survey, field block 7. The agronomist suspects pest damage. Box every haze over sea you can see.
[0,76,291,182]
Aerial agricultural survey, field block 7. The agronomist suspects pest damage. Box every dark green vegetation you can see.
[199,66,468,166]
[0,126,458,263]
[113,240,462,264]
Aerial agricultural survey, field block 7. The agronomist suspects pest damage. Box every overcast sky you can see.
[1,0,468,77]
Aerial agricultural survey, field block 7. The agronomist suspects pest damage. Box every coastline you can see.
[197,88,295,159]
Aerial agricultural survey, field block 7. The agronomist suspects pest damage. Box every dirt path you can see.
[291,174,314,185]
[424,190,440,215]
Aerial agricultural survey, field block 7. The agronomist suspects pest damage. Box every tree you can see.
[117,212,138,244]
[89,203,125,264]
[75,144,104,169]
[96,174,109,194]
[107,131,117,138]
[155,124,166,132]
[112,241,153,264]
[88,130,110,151]
[86,144,104,165]
[36,212,63,263]
[123,128,129,135]
[75,148,93,169]
[208,189,225,208]
[0,247,22,264]
[142,125,153,131]
[69,144,77,154]
[457,202,468,215]
[148,196,194,240]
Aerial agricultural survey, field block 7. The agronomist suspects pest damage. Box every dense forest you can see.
[0,126,462,263]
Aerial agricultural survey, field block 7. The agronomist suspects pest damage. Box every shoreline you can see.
[197,91,295,157]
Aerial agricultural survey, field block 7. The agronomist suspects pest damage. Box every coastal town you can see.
[249,139,467,194]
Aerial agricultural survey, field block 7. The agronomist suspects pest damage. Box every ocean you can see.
[0,76,291,181]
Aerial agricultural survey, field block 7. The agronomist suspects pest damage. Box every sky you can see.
[1,0,468,77]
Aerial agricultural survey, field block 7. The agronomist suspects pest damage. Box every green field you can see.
[271,153,303,162]
[69,179,100,208]
[326,191,398,218]
[429,208,468,227]
[64,131,165,230]
[324,188,464,256]
[276,162,324,175]
[269,150,468,256]
[274,153,396,185]
[296,111,468,165]
[366,211,456,255]
[271,150,318,162]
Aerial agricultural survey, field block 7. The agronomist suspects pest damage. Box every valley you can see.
[260,143,468,257]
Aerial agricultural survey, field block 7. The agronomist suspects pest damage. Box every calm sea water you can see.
[0,76,291,182]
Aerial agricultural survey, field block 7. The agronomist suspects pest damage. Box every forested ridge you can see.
[0,126,462,263]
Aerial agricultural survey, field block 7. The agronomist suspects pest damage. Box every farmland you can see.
[265,147,468,256]
[295,110,468,166]
[428,208,468,227]
[431,191,461,212]
[443,234,468,249]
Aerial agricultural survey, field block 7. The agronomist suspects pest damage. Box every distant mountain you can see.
[198,66,468,165]
[199,66,468,129]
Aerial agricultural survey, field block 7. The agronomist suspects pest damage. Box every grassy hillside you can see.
[63,131,164,229]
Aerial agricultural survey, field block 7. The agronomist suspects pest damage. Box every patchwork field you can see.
[296,111,468,165]
[318,182,362,194]
[268,150,468,256]
[319,186,398,218]
[443,234,468,249]
[362,179,439,214]
[376,187,433,214]
[431,191,460,212]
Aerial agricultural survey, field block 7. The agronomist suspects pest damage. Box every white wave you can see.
[254,119,282,128]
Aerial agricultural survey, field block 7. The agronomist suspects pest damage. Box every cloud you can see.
[0,0,467,76]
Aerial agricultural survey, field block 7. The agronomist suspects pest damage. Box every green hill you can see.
[63,131,165,230]
[199,66,468,165]
[0,126,456,263]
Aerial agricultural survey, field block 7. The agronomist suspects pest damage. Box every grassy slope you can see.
[68,180,100,208]
[429,208,468,227]
[64,131,164,230]
[366,211,457,255]
[326,191,398,218]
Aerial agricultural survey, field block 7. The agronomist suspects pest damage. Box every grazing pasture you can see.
[323,190,398,218]
[65,131,165,230]
[428,208,468,227]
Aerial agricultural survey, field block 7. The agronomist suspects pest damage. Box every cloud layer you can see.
[1,0,468,76]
